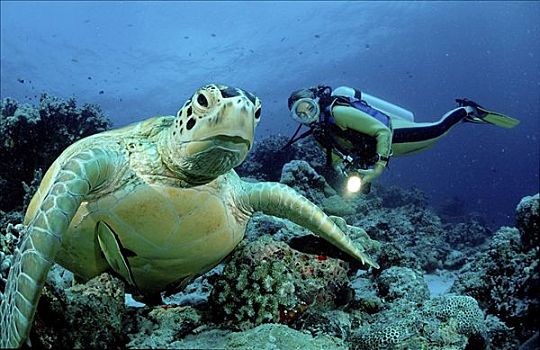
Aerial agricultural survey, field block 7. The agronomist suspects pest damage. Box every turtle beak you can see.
[200,134,251,149]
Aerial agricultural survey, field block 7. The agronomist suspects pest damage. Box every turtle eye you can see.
[255,107,261,119]
[192,89,216,115]
[196,93,209,108]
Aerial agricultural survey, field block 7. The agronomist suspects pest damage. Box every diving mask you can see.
[290,98,320,125]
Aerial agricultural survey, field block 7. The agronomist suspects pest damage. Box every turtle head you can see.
[163,83,261,183]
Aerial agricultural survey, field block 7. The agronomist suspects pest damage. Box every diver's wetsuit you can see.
[390,107,471,155]
[324,102,474,166]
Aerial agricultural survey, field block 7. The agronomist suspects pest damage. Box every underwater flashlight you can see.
[346,174,362,193]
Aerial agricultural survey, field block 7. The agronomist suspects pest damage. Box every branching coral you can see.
[208,235,352,330]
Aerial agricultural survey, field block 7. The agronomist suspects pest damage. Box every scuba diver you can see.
[285,85,520,194]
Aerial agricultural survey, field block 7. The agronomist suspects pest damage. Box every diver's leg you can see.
[390,107,470,156]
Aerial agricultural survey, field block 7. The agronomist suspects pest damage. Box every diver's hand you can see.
[333,162,347,177]
[358,162,385,184]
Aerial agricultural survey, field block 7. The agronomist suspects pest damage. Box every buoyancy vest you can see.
[313,95,391,169]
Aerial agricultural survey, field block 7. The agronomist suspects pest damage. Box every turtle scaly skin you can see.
[0,84,377,347]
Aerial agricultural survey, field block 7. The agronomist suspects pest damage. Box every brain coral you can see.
[352,295,486,350]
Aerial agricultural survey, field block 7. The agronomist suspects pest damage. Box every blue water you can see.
[1,1,539,228]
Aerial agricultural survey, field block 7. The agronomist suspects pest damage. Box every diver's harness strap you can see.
[317,97,391,171]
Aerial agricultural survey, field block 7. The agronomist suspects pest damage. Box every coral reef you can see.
[125,306,203,348]
[293,309,353,340]
[516,193,539,250]
[350,266,487,350]
[236,135,327,182]
[376,266,430,303]
[280,160,336,205]
[208,235,353,330]
[31,270,126,349]
[484,314,520,350]
[235,134,302,181]
[437,196,468,222]
[351,295,487,350]
[451,193,539,347]
[351,198,492,272]
[377,185,429,209]
[0,223,25,296]
[280,160,357,217]
[353,202,449,272]
[170,323,348,349]
[0,95,111,212]
[443,219,492,250]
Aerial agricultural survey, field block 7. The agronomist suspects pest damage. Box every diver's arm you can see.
[332,105,391,182]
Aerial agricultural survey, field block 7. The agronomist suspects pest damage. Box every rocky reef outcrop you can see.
[451,193,539,348]
[31,270,126,349]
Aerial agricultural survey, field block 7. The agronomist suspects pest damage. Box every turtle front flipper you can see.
[240,182,379,268]
[0,148,121,348]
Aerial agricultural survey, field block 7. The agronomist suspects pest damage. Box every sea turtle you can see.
[0,84,377,347]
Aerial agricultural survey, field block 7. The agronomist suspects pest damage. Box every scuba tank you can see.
[332,86,415,122]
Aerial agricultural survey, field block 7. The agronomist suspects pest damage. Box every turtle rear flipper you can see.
[0,148,121,348]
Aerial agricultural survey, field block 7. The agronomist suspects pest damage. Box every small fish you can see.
[71,58,79,63]
[17,78,24,84]
[99,90,104,94]
[88,76,92,80]
[211,33,216,37]
[314,34,320,38]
